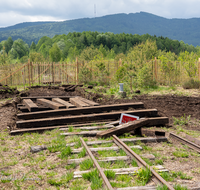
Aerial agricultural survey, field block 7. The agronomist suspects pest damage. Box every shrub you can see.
[182,79,200,89]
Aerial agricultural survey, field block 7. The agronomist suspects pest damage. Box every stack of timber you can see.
[11,97,169,135]
[17,96,99,112]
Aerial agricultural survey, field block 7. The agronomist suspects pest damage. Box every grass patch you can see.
[136,166,152,186]
[80,159,93,171]
[66,162,77,170]
[104,170,115,179]
[78,148,86,158]
[173,114,191,126]
[82,169,103,190]
[58,146,72,159]
[131,159,138,167]
[173,150,189,158]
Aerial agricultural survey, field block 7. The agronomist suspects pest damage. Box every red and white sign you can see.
[119,113,139,124]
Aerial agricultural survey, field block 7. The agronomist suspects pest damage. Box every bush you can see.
[182,79,200,89]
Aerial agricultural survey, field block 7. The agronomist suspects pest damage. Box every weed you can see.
[58,146,72,159]
[68,126,74,132]
[173,151,189,158]
[82,169,103,190]
[66,162,77,170]
[142,157,153,166]
[174,184,188,190]
[173,114,191,126]
[160,172,175,182]
[155,159,163,165]
[80,159,93,171]
[131,159,138,167]
[156,185,168,190]
[78,148,86,158]
[104,170,115,179]
[74,139,82,149]
[116,174,132,183]
[46,171,57,178]
[131,147,142,155]
[136,166,152,186]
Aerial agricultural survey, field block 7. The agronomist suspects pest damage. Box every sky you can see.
[0,0,200,28]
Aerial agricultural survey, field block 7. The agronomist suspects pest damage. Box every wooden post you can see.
[38,63,40,84]
[154,57,157,81]
[119,58,122,67]
[30,61,33,85]
[28,59,31,86]
[76,57,79,84]
[52,62,54,84]
[198,58,200,81]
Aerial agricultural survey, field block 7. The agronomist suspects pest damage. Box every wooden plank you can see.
[59,125,114,131]
[16,109,158,128]
[18,106,52,112]
[10,121,111,135]
[23,99,38,112]
[52,98,76,108]
[96,118,150,138]
[61,131,99,136]
[68,154,155,164]
[37,99,66,109]
[21,96,77,101]
[74,165,168,178]
[140,128,166,137]
[75,97,99,106]
[66,137,168,147]
[70,97,90,107]
[17,103,144,120]
[71,145,142,154]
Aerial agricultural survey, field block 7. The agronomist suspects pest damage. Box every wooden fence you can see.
[0,58,200,87]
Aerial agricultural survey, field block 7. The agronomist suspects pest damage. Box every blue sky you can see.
[0,0,200,27]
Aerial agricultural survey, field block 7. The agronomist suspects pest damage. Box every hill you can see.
[0,12,200,46]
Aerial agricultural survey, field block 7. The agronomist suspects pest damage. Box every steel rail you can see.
[169,133,200,153]
[112,135,175,190]
[80,137,114,190]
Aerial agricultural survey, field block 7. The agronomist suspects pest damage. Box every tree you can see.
[30,41,36,51]
[49,43,62,62]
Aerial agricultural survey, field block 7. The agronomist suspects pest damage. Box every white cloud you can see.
[0,0,200,27]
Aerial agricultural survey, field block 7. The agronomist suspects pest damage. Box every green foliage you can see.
[80,159,93,171]
[183,79,200,89]
[174,184,189,190]
[58,146,72,159]
[78,148,86,158]
[136,166,152,186]
[78,66,92,84]
[49,43,62,62]
[47,172,73,186]
[104,170,115,179]
[82,169,103,190]
[131,159,138,167]
[173,114,191,126]
[172,150,189,158]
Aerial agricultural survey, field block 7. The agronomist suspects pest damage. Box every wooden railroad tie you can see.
[37,98,66,109]
[70,97,90,107]
[22,99,38,112]
[96,118,150,138]
[52,98,76,108]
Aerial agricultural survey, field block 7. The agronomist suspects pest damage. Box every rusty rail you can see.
[112,135,175,190]
[169,132,200,153]
[80,137,114,190]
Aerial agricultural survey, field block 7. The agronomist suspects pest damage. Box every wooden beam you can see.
[16,109,158,128]
[59,125,114,131]
[10,121,111,135]
[67,154,155,164]
[96,118,150,138]
[37,99,66,109]
[21,96,77,101]
[52,98,76,108]
[61,130,100,136]
[70,97,89,107]
[75,97,99,106]
[22,99,38,112]
[66,137,168,147]
[71,145,142,154]
[74,165,168,178]
[17,102,145,120]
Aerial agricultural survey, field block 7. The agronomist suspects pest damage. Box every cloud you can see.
[0,0,200,27]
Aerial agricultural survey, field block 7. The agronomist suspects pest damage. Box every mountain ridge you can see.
[0,12,200,46]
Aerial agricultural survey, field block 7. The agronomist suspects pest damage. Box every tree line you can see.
[0,31,199,64]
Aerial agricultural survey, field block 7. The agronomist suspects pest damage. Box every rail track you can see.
[169,132,200,153]
[69,136,175,190]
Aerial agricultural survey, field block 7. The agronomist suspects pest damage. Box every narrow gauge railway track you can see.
[169,133,200,153]
[77,136,175,190]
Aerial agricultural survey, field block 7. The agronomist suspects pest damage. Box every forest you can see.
[0,31,200,91]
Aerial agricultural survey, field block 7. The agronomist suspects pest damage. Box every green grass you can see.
[78,148,86,158]
[173,114,191,126]
[66,162,77,170]
[173,150,189,158]
[136,166,152,186]
[104,170,115,179]
[80,159,93,171]
[131,159,138,167]
[58,146,72,159]
[82,169,103,190]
